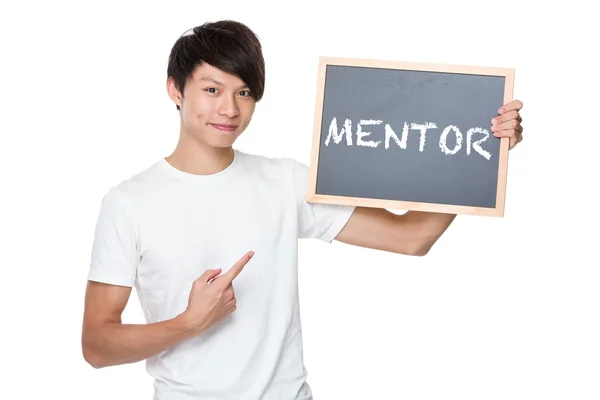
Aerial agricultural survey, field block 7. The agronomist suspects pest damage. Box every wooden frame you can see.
[307,56,515,217]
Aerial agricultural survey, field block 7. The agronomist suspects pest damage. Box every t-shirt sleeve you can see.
[87,186,140,287]
[289,158,356,243]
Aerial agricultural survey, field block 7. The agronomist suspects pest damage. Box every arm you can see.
[81,280,195,369]
[81,252,253,369]
[334,206,456,256]
[82,188,198,368]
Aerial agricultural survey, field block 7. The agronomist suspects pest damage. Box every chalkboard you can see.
[307,57,514,217]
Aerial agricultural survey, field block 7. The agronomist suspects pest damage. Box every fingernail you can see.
[491,118,497,125]
[498,107,505,114]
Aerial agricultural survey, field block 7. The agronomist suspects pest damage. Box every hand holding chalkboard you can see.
[307,57,521,217]
[491,100,524,150]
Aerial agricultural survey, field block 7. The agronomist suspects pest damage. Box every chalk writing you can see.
[325,117,492,160]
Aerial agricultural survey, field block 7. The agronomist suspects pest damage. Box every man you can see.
[81,20,524,400]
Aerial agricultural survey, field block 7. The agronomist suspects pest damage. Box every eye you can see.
[205,87,219,94]
[239,90,251,97]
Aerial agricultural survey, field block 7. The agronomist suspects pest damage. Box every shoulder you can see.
[236,151,315,206]
[235,149,305,180]
[236,149,295,168]
[237,149,308,170]
[98,159,166,211]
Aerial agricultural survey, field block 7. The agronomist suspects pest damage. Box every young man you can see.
[82,20,524,400]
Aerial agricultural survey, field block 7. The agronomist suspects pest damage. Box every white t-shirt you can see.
[87,149,356,400]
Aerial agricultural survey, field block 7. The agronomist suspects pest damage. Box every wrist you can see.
[172,311,204,338]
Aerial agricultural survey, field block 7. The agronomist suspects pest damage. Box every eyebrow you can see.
[198,76,250,90]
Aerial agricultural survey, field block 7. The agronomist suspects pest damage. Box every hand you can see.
[491,99,524,150]
[180,251,254,335]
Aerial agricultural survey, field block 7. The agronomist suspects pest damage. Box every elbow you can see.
[82,347,105,369]
[408,244,431,257]
[402,240,436,257]
[391,243,430,257]
[82,337,108,369]
[408,235,443,257]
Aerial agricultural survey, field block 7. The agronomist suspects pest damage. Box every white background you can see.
[1,1,599,399]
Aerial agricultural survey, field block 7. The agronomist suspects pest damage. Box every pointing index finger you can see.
[222,251,254,284]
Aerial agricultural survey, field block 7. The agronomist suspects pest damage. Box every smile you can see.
[210,123,238,132]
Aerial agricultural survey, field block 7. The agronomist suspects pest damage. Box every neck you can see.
[165,135,235,176]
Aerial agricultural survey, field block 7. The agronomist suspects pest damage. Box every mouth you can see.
[210,123,238,132]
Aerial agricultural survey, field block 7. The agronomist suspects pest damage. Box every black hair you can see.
[167,20,265,111]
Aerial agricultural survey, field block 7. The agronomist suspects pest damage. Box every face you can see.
[167,63,256,149]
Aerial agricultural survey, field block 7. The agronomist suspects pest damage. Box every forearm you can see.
[399,210,457,255]
[82,313,196,368]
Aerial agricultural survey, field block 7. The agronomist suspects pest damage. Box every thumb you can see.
[199,268,222,284]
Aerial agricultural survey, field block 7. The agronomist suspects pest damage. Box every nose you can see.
[218,94,240,118]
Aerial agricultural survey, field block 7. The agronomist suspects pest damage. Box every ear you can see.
[166,77,183,108]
